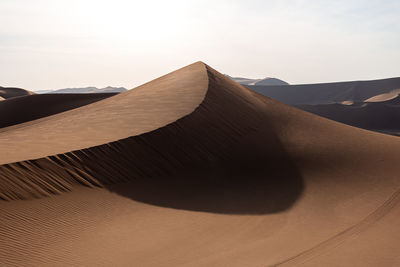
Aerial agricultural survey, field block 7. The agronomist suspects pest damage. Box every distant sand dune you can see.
[248,77,400,105]
[1,62,400,266]
[0,86,35,99]
[298,95,400,136]
[365,89,400,102]
[0,93,117,129]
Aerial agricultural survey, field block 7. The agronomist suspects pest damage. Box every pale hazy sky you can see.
[1,0,399,91]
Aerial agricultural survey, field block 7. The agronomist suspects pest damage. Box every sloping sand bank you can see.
[1,62,400,266]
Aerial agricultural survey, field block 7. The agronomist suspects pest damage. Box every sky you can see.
[0,0,399,91]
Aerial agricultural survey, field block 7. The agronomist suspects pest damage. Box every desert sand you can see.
[0,86,35,99]
[0,93,117,128]
[365,89,400,102]
[1,62,400,266]
[248,77,400,105]
[297,95,400,136]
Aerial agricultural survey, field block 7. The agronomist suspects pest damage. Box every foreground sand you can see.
[1,62,400,266]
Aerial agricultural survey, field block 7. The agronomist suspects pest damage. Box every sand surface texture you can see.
[1,62,400,266]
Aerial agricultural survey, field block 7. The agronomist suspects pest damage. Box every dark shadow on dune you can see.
[104,67,304,214]
[0,64,303,213]
[106,125,303,214]
[297,100,400,136]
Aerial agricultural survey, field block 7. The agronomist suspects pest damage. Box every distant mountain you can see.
[226,75,289,86]
[36,86,127,94]
[0,86,35,99]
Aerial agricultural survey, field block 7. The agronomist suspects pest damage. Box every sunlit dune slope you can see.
[1,62,400,266]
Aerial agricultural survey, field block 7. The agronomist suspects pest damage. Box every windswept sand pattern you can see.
[1,62,400,266]
[271,186,400,266]
[0,65,268,200]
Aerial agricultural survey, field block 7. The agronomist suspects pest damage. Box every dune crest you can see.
[1,62,400,266]
[0,62,208,164]
[365,89,400,102]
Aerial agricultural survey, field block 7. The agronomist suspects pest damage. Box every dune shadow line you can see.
[105,67,304,214]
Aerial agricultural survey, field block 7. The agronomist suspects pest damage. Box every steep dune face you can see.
[0,93,117,129]
[0,62,208,164]
[1,62,400,266]
[248,77,400,105]
[0,86,35,99]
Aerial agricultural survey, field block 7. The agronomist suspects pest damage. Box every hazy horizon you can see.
[1,0,399,91]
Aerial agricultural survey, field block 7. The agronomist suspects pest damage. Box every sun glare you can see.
[71,0,189,42]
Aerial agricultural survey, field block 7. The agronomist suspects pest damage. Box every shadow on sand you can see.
[106,126,303,215]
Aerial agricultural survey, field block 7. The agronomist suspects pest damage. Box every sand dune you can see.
[0,86,35,99]
[365,89,400,102]
[297,95,400,136]
[35,86,128,94]
[247,77,400,105]
[0,93,117,129]
[1,62,400,266]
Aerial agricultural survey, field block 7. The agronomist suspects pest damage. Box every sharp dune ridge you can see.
[1,62,400,266]
[0,63,301,208]
[0,62,207,164]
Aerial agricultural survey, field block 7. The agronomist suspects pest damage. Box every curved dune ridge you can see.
[0,93,117,129]
[1,62,400,266]
[365,89,400,102]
